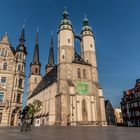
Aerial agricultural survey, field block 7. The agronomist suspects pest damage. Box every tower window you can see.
[16,93,21,103]
[83,69,86,79]
[35,77,37,83]
[62,55,65,59]
[90,44,93,48]
[18,79,22,88]
[35,68,38,74]
[3,62,7,70]
[0,92,4,102]
[77,68,81,78]
[1,77,6,84]
[68,39,70,43]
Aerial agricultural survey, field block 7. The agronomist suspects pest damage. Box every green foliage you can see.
[27,99,42,117]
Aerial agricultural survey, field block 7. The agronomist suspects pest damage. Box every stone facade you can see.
[114,108,123,124]
[28,9,106,126]
[0,29,27,126]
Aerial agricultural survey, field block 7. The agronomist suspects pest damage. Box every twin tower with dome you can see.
[27,9,106,126]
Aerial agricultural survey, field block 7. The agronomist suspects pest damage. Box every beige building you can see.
[114,108,123,124]
[28,9,106,126]
[0,28,27,126]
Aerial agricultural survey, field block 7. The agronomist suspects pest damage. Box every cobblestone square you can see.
[0,126,140,140]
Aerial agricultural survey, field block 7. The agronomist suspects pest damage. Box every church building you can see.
[0,28,27,126]
[28,9,106,126]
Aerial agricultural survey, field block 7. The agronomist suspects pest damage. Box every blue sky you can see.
[0,0,140,107]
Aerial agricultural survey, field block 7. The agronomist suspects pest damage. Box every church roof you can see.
[81,16,93,34]
[28,65,57,99]
[59,8,72,28]
[72,50,91,66]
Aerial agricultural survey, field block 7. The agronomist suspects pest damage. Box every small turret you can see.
[16,26,27,55]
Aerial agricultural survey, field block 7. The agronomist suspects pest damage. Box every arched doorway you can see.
[10,107,21,126]
[82,99,88,122]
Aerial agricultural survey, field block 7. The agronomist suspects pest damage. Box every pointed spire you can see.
[83,14,89,26]
[32,28,40,65]
[48,32,54,65]
[16,24,27,55]
[63,6,68,19]
[19,25,25,42]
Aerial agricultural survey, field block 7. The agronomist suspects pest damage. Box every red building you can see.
[121,79,140,126]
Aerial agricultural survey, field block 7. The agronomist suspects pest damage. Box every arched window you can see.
[35,68,38,74]
[18,64,21,71]
[82,99,88,122]
[83,69,86,79]
[78,68,81,78]
[3,62,7,70]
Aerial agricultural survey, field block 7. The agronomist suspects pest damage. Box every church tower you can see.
[58,8,74,64]
[45,33,55,74]
[13,26,27,105]
[27,31,42,98]
[81,17,106,124]
[56,8,74,125]
[81,16,98,82]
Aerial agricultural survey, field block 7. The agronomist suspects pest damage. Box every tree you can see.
[27,99,42,118]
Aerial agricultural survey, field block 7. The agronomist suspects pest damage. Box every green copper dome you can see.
[81,16,92,33]
[59,8,72,27]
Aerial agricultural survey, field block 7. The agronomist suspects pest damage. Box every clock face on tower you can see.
[76,82,89,94]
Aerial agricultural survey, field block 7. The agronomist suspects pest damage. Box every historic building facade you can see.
[28,9,106,126]
[121,79,140,126]
[114,108,123,125]
[0,28,27,126]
